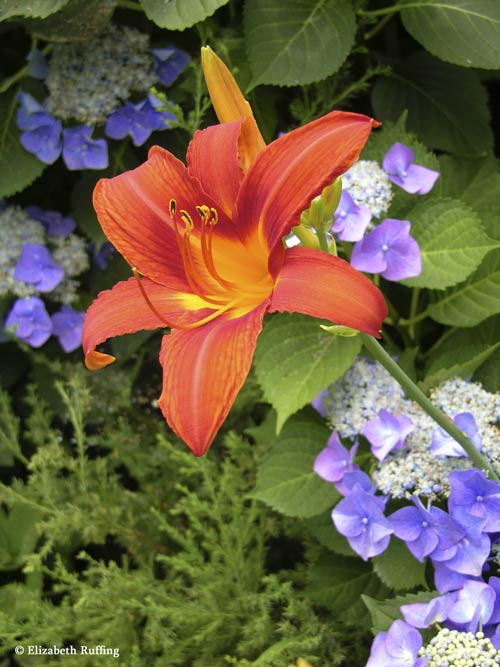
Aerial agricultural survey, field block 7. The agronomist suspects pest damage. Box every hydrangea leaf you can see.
[250,409,339,518]
[363,591,437,634]
[372,52,493,155]
[372,539,426,592]
[428,249,500,327]
[0,94,46,198]
[254,313,361,431]
[306,551,389,622]
[474,348,500,393]
[244,0,356,87]
[0,0,70,20]
[140,0,229,30]
[400,0,500,69]
[400,198,499,290]
[305,510,353,556]
[422,315,500,391]
[23,0,117,42]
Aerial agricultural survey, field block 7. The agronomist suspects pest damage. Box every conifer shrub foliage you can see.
[1,1,500,666]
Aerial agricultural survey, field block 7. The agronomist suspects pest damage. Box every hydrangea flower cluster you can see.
[1,203,89,351]
[315,356,500,499]
[16,26,189,169]
[331,142,439,282]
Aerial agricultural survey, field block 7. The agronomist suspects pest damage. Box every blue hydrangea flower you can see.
[332,483,393,559]
[314,432,359,490]
[351,218,422,281]
[92,241,115,269]
[105,96,175,146]
[14,243,64,292]
[448,469,500,532]
[431,412,482,457]
[16,92,62,164]
[447,580,496,633]
[26,49,49,79]
[362,409,415,461]
[25,205,75,237]
[432,508,490,576]
[51,306,84,352]
[389,496,462,562]
[62,126,108,170]
[401,592,456,628]
[331,190,372,242]
[311,388,328,417]
[366,620,426,667]
[152,46,190,86]
[4,297,52,347]
[383,142,439,195]
[433,560,475,593]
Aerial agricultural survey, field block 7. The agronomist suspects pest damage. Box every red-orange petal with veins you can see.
[157,300,269,456]
[235,111,379,255]
[82,277,213,361]
[269,247,387,338]
[187,121,243,219]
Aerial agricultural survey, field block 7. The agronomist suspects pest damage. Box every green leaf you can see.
[0,94,46,198]
[24,0,116,42]
[372,539,426,592]
[363,591,436,634]
[71,172,107,248]
[372,52,493,155]
[305,510,353,556]
[244,0,356,87]
[428,249,500,327]
[251,409,339,518]
[474,348,500,392]
[254,313,361,431]
[401,198,499,289]
[140,0,229,29]
[307,552,387,621]
[400,0,500,69]
[0,0,69,19]
[423,315,500,390]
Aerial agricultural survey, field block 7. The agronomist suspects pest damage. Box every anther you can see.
[180,209,194,232]
[209,207,218,226]
[169,198,176,218]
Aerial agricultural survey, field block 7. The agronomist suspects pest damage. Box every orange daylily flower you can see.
[83,112,387,456]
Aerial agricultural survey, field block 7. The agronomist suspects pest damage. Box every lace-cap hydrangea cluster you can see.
[332,143,439,282]
[314,356,500,499]
[1,203,89,351]
[16,26,189,170]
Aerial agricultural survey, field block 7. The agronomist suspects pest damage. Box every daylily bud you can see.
[320,324,359,337]
[201,46,265,172]
[300,178,342,230]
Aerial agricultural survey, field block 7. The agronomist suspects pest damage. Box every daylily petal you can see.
[201,46,265,172]
[187,121,243,218]
[269,247,387,337]
[82,276,210,367]
[93,146,236,287]
[235,111,378,256]
[158,300,269,456]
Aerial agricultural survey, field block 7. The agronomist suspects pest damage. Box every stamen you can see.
[169,199,176,218]
[180,209,194,231]
[209,207,218,226]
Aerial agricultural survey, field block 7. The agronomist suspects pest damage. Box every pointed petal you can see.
[269,247,387,337]
[235,111,378,254]
[187,121,243,218]
[201,46,265,172]
[158,300,269,456]
[83,277,210,365]
[93,145,235,287]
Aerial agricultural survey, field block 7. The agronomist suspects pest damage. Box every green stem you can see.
[291,224,319,249]
[358,4,403,18]
[421,326,457,360]
[408,287,420,340]
[360,333,500,480]
[318,230,330,253]
[364,12,394,40]
[399,307,430,327]
[0,44,52,94]
[117,0,143,9]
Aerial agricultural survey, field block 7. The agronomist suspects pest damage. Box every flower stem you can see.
[358,4,404,18]
[292,225,319,249]
[359,333,500,480]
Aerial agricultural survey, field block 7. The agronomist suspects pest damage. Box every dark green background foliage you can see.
[1,0,500,665]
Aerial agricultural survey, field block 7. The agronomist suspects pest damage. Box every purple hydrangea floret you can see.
[350,219,422,281]
[448,469,500,533]
[430,412,482,457]
[16,92,62,164]
[366,620,426,667]
[62,126,108,170]
[92,241,115,270]
[332,483,393,559]
[4,297,52,348]
[26,49,49,80]
[311,388,328,417]
[51,307,85,353]
[14,243,64,292]
[383,142,439,195]
[105,96,175,147]
[401,593,456,629]
[362,409,415,461]
[332,190,372,242]
[25,205,75,237]
[447,580,496,633]
[314,432,359,493]
[152,46,190,86]
[432,507,490,576]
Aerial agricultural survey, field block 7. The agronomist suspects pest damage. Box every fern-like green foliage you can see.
[0,365,368,666]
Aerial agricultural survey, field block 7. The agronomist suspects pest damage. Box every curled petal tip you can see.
[85,350,116,371]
